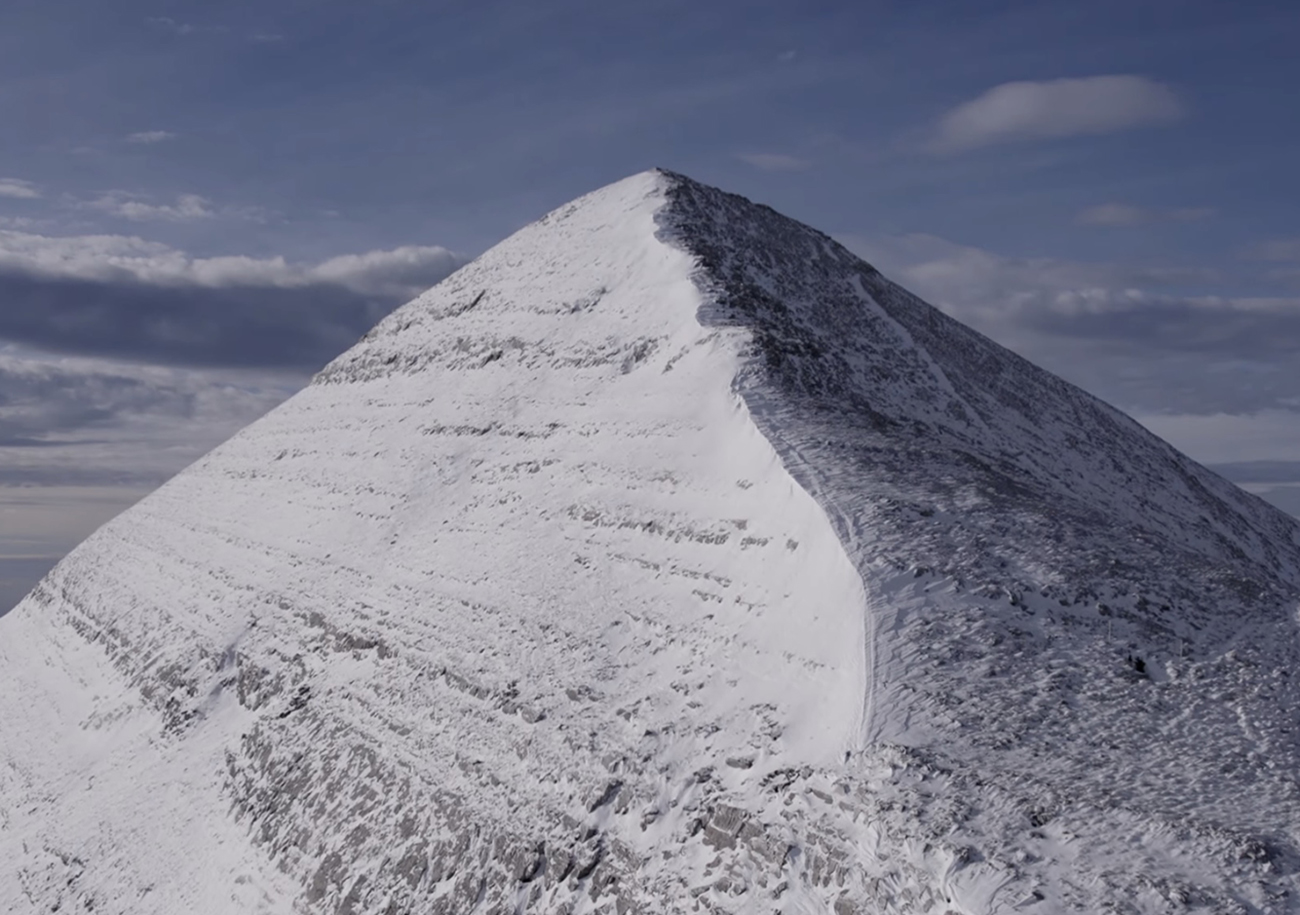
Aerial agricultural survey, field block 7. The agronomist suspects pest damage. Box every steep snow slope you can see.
[3,170,1300,915]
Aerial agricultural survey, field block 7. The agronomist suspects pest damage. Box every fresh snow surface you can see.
[3,170,1300,914]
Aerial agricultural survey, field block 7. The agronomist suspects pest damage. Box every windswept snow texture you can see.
[3,170,1300,915]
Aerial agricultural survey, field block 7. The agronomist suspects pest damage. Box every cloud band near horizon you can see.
[0,231,464,368]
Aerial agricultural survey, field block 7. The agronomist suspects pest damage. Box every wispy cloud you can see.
[840,231,1300,418]
[0,351,295,457]
[0,229,462,296]
[306,246,469,296]
[1245,238,1300,262]
[1077,203,1214,227]
[929,75,1185,154]
[87,192,214,222]
[0,349,303,572]
[856,233,1300,337]
[844,232,1219,327]
[0,179,40,200]
[79,190,273,224]
[125,130,176,144]
[145,16,228,36]
[145,16,198,35]
[736,152,810,172]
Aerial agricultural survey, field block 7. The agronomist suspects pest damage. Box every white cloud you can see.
[1077,203,1213,227]
[0,179,40,200]
[0,228,463,297]
[79,190,273,224]
[166,246,464,296]
[0,230,176,281]
[737,152,810,171]
[88,192,214,222]
[308,246,466,296]
[930,75,1185,153]
[126,130,176,144]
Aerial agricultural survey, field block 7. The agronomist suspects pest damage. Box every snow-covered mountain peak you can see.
[315,170,690,390]
[3,170,1300,914]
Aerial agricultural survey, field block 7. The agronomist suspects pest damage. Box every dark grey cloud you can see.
[1012,301,1300,417]
[841,232,1300,491]
[0,270,396,368]
[1017,349,1297,418]
[1207,460,1300,484]
[0,359,197,443]
[1205,467,1300,521]
[843,232,1300,417]
[1206,465,1300,522]
[0,235,464,368]
[1254,486,1300,518]
[1022,294,1300,360]
[0,353,303,487]
[0,557,57,615]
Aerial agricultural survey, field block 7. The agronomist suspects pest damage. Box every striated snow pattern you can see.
[3,170,1300,915]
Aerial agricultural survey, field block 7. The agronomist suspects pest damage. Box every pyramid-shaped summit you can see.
[3,170,1300,914]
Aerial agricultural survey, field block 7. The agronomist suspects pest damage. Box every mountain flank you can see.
[2,170,1299,914]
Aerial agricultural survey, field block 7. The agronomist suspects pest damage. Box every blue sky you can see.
[2,0,1300,607]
